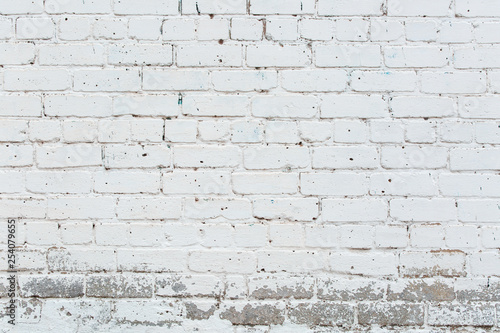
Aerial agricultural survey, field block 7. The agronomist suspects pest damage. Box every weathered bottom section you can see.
[2,298,500,332]
[2,274,500,332]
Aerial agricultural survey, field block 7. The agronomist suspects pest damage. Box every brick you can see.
[114,0,178,15]
[358,303,425,326]
[387,0,451,16]
[0,0,43,14]
[299,121,333,142]
[143,70,209,91]
[198,19,230,40]
[212,70,277,92]
[0,43,35,65]
[370,172,437,196]
[220,302,285,325]
[321,94,387,118]
[428,304,495,326]
[95,223,128,246]
[16,17,55,39]
[381,146,448,169]
[4,69,69,91]
[375,226,408,248]
[244,146,309,169]
[400,251,466,277]
[108,44,173,66]
[114,95,178,116]
[39,44,105,66]
[74,69,141,92]
[249,275,314,299]
[189,251,256,274]
[459,97,500,119]
[233,172,297,195]
[253,198,318,221]
[281,70,347,92]
[0,95,42,117]
[48,249,115,272]
[334,120,367,143]
[47,197,115,219]
[19,275,84,298]
[269,224,303,247]
[458,200,500,223]
[384,46,449,67]
[164,119,197,142]
[116,197,181,220]
[440,174,500,197]
[156,275,223,297]
[391,198,456,222]
[420,71,486,94]
[482,227,500,248]
[94,171,160,194]
[117,249,186,272]
[129,18,161,40]
[0,198,45,218]
[410,225,445,248]
[58,17,91,41]
[26,171,92,193]
[174,145,240,168]
[390,96,455,118]
[336,19,369,41]
[476,121,500,143]
[177,44,241,67]
[103,144,171,169]
[450,148,500,171]
[322,198,387,222]
[351,71,417,92]
[250,0,315,14]
[455,277,500,301]
[289,302,355,326]
[388,279,454,302]
[230,18,263,41]
[406,20,438,41]
[234,224,267,248]
[36,144,102,168]
[183,95,248,117]
[317,278,386,301]
[330,253,398,276]
[313,146,379,169]
[86,274,153,298]
[455,46,500,68]
[45,95,113,117]
[439,21,473,43]
[163,171,231,194]
[446,225,477,248]
[252,96,317,118]
[185,198,252,220]
[182,0,246,14]
[93,18,127,40]
[301,172,368,196]
[318,0,384,16]
[247,45,311,67]
[0,171,25,193]
[406,120,437,143]
[257,250,326,273]
[315,44,381,67]
[46,0,111,13]
[370,19,404,41]
[456,0,500,17]
[29,120,61,142]
[266,18,297,41]
[305,225,338,248]
[0,144,33,167]
[300,19,335,40]
[0,120,27,142]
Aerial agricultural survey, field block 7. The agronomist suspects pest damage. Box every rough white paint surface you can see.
[0,0,499,331]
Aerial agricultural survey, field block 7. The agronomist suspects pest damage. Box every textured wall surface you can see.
[0,0,500,331]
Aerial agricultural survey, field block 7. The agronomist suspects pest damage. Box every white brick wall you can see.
[1,0,499,331]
